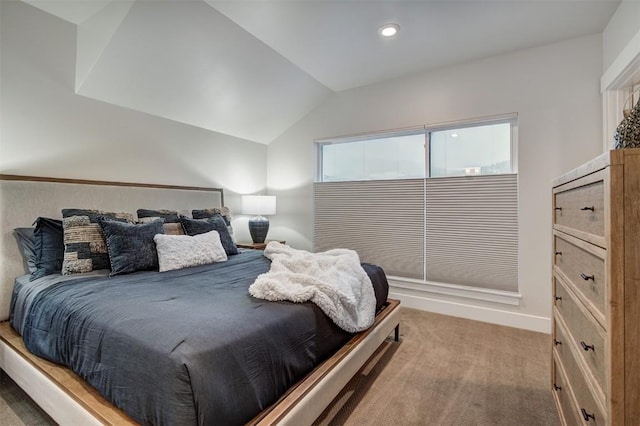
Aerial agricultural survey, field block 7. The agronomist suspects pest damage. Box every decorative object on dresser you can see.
[237,240,286,250]
[551,148,640,425]
[242,194,276,244]
[613,86,640,150]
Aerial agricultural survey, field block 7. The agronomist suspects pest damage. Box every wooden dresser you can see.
[551,148,640,425]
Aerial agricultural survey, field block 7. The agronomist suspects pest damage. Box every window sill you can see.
[387,276,522,306]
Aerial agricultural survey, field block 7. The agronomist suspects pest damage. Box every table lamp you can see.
[242,195,276,244]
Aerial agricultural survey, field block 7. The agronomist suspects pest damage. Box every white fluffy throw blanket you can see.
[249,242,376,333]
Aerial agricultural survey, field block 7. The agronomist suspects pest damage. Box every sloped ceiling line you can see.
[75,0,135,92]
[73,0,331,144]
[20,0,333,145]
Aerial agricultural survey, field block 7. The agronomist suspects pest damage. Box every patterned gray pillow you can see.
[137,208,180,223]
[137,209,186,235]
[192,207,232,225]
[61,209,134,275]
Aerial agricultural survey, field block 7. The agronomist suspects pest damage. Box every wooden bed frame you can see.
[0,300,400,425]
[0,175,402,425]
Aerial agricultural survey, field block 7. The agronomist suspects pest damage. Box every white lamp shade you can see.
[242,195,276,216]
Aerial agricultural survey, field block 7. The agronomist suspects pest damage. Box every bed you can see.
[0,174,401,425]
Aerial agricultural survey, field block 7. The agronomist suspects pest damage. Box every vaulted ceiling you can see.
[21,0,620,144]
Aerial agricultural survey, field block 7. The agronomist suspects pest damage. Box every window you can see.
[320,132,425,182]
[429,122,513,177]
[314,115,518,293]
[317,117,516,182]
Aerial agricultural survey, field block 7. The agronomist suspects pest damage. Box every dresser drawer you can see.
[553,175,605,242]
[554,233,606,325]
[554,280,606,396]
[552,355,583,426]
[553,335,606,425]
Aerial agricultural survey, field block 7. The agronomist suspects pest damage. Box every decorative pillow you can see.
[180,215,238,255]
[31,218,65,281]
[61,209,134,275]
[154,231,227,272]
[137,208,180,223]
[14,227,36,275]
[137,209,185,235]
[192,207,235,240]
[99,219,165,276]
[192,207,232,225]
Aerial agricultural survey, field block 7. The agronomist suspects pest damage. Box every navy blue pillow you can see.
[99,219,165,276]
[14,227,36,274]
[180,215,238,256]
[31,218,64,281]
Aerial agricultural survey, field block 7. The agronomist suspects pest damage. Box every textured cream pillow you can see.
[154,230,227,272]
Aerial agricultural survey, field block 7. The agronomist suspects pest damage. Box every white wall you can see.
[267,34,604,332]
[0,1,267,242]
[600,0,640,151]
[602,0,640,73]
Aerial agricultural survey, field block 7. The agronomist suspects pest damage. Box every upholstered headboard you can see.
[0,175,224,321]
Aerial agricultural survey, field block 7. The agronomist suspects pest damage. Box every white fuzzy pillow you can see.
[154,230,227,272]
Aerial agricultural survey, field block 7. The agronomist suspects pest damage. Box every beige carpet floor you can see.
[0,308,559,426]
[0,370,55,426]
[314,308,559,426]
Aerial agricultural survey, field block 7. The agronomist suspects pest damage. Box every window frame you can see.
[314,113,518,182]
[425,114,518,177]
[315,126,426,183]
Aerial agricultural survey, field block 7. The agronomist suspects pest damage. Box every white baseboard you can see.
[389,286,551,334]
[388,276,522,306]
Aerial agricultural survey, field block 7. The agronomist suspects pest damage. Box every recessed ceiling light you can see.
[451,133,458,138]
[379,23,399,38]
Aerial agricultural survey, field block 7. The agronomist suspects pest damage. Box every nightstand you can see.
[236,240,286,250]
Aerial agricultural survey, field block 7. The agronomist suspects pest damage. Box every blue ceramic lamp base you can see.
[249,216,269,244]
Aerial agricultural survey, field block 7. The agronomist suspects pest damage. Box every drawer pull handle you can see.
[553,384,562,391]
[554,207,563,211]
[580,273,595,281]
[580,206,595,211]
[554,296,562,301]
[553,339,562,346]
[581,341,595,351]
[555,251,562,256]
[581,408,595,421]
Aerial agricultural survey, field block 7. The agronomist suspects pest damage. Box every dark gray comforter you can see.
[11,250,388,425]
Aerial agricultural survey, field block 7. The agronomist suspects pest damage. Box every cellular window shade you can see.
[313,179,425,279]
[425,174,518,292]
